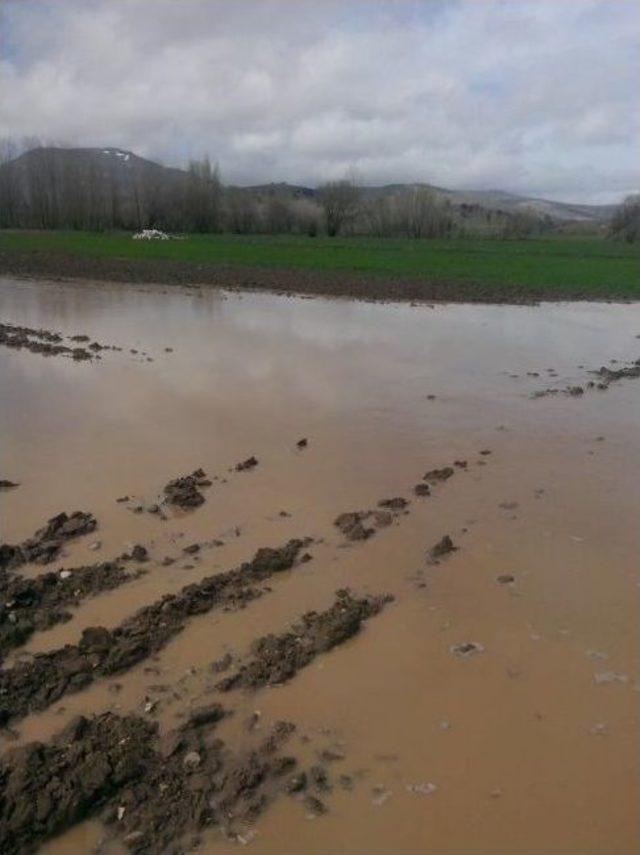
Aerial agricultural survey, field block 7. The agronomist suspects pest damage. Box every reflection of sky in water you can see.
[2,277,640,485]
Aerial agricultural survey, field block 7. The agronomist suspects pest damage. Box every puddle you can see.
[1,278,639,855]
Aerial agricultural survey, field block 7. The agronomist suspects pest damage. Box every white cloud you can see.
[0,0,638,203]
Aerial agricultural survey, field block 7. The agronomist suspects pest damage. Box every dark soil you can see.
[163,468,212,509]
[0,511,97,572]
[0,320,117,361]
[0,248,591,305]
[0,539,309,725]
[423,467,455,483]
[217,590,392,691]
[334,506,401,542]
[531,357,640,398]
[0,707,298,854]
[0,560,140,662]
[427,535,458,563]
[235,456,258,472]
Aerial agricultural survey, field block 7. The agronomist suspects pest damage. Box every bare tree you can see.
[609,194,640,242]
[318,178,360,236]
[184,156,223,232]
[501,208,542,239]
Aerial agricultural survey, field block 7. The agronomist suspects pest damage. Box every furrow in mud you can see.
[0,707,298,854]
[0,539,309,725]
[217,589,392,692]
[0,560,142,663]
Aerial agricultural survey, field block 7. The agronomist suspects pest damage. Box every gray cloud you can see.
[1,0,638,203]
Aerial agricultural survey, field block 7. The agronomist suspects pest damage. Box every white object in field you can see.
[133,229,170,240]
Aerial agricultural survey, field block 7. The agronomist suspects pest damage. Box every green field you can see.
[1,230,638,298]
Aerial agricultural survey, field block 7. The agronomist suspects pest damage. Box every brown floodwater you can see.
[1,276,639,855]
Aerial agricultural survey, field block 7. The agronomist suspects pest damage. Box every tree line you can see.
[1,138,621,239]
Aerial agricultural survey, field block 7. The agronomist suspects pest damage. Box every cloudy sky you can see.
[1,0,638,203]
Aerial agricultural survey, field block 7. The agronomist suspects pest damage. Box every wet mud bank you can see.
[0,708,299,854]
[0,560,140,663]
[1,279,639,855]
[0,540,309,725]
[217,590,392,691]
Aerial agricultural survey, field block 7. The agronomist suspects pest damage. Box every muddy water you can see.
[1,277,639,855]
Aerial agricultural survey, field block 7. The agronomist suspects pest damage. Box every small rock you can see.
[406,781,437,796]
[183,751,201,769]
[450,641,484,659]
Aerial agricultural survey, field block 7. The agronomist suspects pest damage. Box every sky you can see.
[0,0,638,203]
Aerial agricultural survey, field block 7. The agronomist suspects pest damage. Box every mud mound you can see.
[0,511,97,572]
[334,507,401,542]
[163,468,212,509]
[0,709,297,854]
[217,590,392,691]
[0,560,139,662]
[423,467,455,483]
[427,535,458,563]
[0,539,309,725]
[0,321,106,361]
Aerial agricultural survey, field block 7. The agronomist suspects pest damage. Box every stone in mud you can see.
[423,467,454,483]
[0,480,19,490]
[0,539,309,724]
[217,589,392,692]
[0,511,97,571]
[413,483,431,497]
[296,438,308,449]
[496,574,515,585]
[427,535,458,563]
[0,709,298,854]
[235,456,258,472]
[163,468,210,509]
[454,460,468,469]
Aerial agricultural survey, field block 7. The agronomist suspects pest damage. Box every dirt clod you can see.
[217,590,391,692]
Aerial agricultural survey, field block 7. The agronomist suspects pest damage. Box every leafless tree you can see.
[318,178,360,236]
[609,194,640,242]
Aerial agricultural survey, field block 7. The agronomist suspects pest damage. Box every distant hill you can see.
[244,181,614,223]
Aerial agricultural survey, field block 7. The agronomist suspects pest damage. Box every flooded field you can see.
[1,276,639,855]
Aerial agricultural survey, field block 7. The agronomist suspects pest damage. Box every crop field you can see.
[1,230,638,299]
